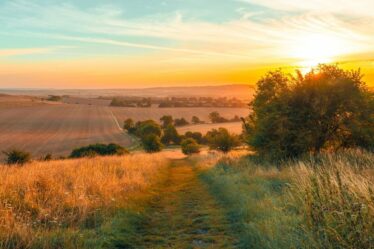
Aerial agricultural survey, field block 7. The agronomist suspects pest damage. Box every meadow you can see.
[200,150,374,249]
[0,153,169,249]
[0,95,247,159]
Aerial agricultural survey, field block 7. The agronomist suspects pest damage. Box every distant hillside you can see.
[0,84,255,100]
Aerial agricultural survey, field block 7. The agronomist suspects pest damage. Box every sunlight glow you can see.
[290,33,347,71]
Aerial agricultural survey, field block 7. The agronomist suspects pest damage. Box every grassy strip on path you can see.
[112,158,238,249]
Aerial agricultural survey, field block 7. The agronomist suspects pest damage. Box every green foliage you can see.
[160,115,174,128]
[123,118,136,133]
[184,131,205,144]
[142,134,163,153]
[70,143,129,158]
[209,111,229,123]
[3,149,31,165]
[244,65,374,161]
[135,120,162,138]
[46,95,62,102]
[181,138,200,155]
[161,124,181,145]
[174,118,189,127]
[206,128,240,153]
[191,116,202,124]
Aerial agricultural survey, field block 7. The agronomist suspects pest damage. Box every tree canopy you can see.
[243,64,374,161]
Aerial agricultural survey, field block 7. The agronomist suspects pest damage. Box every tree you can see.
[142,134,163,153]
[205,128,240,153]
[181,138,200,155]
[161,124,181,145]
[174,118,189,127]
[191,116,202,124]
[243,65,374,161]
[70,143,128,158]
[184,131,204,144]
[3,149,31,165]
[160,115,174,128]
[135,120,162,138]
[209,112,228,123]
[123,118,136,133]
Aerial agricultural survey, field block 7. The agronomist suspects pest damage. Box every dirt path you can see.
[137,159,237,249]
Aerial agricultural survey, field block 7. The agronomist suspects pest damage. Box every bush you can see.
[3,149,31,165]
[70,143,128,158]
[142,134,163,153]
[205,128,240,153]
[243,65,374,161]
[181,138,200,155]
[174,118,189,127]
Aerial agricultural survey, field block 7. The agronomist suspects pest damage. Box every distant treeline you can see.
[109,96,247,108]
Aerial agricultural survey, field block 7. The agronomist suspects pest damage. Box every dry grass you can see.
[201,150,374,249]
[0,153,168,248]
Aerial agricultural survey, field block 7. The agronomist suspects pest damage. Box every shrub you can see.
[205,128,240,153]
[174,118,189,127]
[3,149,31,165]
[181,138,200,155]
[142,134,163,153]
[70,143,128,158]
[191,116,203,124]
[209,112,229,123]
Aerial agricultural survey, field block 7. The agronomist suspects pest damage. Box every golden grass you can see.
[0,153,168,247]
[201,150,374,248]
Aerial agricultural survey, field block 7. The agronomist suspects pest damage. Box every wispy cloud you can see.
[0,47,57,57]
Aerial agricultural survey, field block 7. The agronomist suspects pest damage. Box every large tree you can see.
[243,65,374,161]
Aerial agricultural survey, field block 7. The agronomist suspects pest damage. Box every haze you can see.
[1,0,374,88]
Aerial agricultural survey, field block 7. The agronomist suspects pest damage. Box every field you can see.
[177,122,243,135]
[0,95,249,159]
[111,106,249,123]
[0,153,169,248]
[0,98,131,159]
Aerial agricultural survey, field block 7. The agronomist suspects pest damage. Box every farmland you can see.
[0,95,248,159]
[0,99,131,159]
[110,106,249,123]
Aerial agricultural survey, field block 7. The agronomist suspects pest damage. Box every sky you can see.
[0,0,374,89]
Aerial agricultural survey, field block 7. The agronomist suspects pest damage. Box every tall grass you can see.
[0,154,168,248]
[201,150,374,249]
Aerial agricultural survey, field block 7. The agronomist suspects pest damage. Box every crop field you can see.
[0,101,131,159]
[111,106,249,123]
[177,122,243,135]
[0,95,249,159]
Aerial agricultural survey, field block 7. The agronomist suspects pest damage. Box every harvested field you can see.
[177,122,243,135]
[0,103,131,160]
[111,106,249,123]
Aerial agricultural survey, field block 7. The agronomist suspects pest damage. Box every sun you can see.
[289,33,346,71]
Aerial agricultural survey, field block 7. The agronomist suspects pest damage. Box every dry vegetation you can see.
[0,103,131,160]
[0,153,168,248]
[200,150,374,249]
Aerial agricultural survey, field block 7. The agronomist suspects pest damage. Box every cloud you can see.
[239,0,374,17]
[0,47,56,57]
[0,0,373,65]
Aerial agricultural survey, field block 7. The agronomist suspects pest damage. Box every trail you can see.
[135,159,237,249]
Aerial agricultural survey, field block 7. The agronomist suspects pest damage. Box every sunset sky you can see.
[1,0,374,88]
